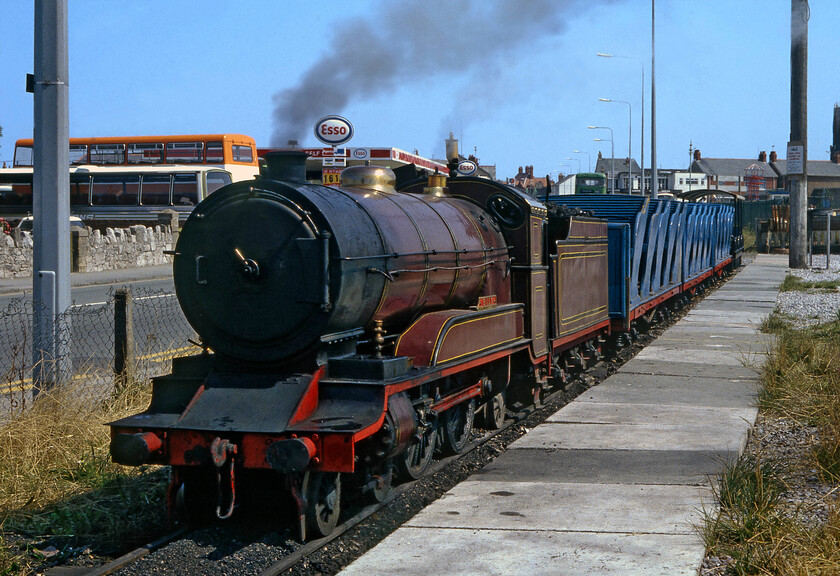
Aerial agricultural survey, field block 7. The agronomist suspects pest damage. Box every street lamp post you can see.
[597,52,644,193]
[589,126,614,194]
[565,157,580,173]
[573,150,590,172]
[599,98,632,193]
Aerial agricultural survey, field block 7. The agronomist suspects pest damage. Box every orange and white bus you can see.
[13,134,259,182]
[1,134,260,227]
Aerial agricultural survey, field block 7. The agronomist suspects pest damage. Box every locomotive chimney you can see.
[262,151,309,182]
[445,132,460,175]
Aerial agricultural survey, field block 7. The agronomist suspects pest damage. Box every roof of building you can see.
[771,160,840,178]
[691,158,776,177]
[594,157,641,175]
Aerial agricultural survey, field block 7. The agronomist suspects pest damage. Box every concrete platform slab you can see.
[546,402,756,428]
[339,529,706,576]
[619,358,760,379]
[406,481,713,534]
[633,346,763,367]
[477,449,731,484]
[582,373,757,407]
[511,414,754,452]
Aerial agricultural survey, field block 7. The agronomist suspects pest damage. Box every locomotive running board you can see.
[394,304,525,367]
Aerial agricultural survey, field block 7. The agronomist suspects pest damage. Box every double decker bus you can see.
[1,134,260,228]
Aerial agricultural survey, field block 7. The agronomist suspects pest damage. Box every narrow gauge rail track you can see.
[62,267,738,576]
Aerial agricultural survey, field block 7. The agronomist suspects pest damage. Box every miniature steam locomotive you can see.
[110,151,739,539]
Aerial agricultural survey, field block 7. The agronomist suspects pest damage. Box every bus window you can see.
[206,142,224,163]
[70,145,88,165]
[172,173,198,205]
[0,181,31,205]
[91,174,140,205]
[128,143,164,164]
[232,145,254,163]
[140,174,172,205]
[14,146,33,167]
[166,142,203,164]
[70,174,91,206]
[90,144,126,165]
[206,171,232,195]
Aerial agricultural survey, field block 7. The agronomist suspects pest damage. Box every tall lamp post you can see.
[565,157,580,173]
[597,52,644,193]
[573,150,591,172]
[589,126,614,194]
[599,98,632,193]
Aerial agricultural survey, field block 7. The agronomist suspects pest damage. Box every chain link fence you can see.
[0,287,197,415]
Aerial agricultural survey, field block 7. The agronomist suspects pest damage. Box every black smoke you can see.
[271,0,614,146]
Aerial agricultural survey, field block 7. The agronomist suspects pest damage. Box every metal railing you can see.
[0,286,196,413]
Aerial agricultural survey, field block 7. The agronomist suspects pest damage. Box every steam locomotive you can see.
[109,152,740,539]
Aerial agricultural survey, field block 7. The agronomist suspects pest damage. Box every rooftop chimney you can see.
[693,149,701,161]
[758,151,767,162]
[832,151,840,164]
[770,150,778,162]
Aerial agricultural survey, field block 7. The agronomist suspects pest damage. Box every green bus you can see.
[574,172,608,195]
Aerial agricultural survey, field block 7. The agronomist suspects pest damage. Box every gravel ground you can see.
[701,254,840,576]
[776,254,840,327]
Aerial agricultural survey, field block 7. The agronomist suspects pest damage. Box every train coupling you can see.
[211,437,238,520]
[110,432,163,466]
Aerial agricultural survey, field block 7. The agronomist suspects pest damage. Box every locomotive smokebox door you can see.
[173,184,331,363]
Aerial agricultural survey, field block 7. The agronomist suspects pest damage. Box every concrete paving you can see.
[338,254,789,576]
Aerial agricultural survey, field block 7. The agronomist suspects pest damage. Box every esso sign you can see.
[457,160,478,176]
[314,115,354,146]
[353,148,369,159]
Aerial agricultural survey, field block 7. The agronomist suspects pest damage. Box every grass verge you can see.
[703,313,840,574]
[0,377,167,575]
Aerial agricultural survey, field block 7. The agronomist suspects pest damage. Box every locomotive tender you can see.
[109,152,739,539]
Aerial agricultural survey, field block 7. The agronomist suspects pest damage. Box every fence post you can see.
[114,287,135,388]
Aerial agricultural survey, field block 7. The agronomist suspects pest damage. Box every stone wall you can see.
[0,224,176,279]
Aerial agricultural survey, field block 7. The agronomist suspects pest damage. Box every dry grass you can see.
[703,315,840,574]
[0,376,167,574]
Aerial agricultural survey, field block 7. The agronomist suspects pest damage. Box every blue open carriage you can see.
[546,195,734,328]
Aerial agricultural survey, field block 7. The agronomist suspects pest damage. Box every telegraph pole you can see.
[32,0,72,393]
[650,0,658,198]
[788,0,808,268]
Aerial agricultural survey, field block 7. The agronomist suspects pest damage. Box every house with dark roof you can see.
[594,153,641,194]
[689,150,780,200]
[770,158,840,198]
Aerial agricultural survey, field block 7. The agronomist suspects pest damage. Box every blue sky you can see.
[1,1,838,179]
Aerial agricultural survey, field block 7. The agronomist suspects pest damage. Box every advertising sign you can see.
[457,160,478,176]
[314,116,354,146]
[322,167,343,186]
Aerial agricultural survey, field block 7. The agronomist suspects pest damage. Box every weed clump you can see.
[0,378,167,574]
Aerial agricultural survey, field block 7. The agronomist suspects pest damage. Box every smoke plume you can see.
[271,0,610,146]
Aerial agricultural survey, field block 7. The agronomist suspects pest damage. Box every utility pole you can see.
[32,0,72,393]
[789,0,808,268]
[651,0,658,198]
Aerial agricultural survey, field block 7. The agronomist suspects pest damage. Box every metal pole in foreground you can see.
[651,0,658,199]
[32,0,72,394]
[789,0,809,268]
